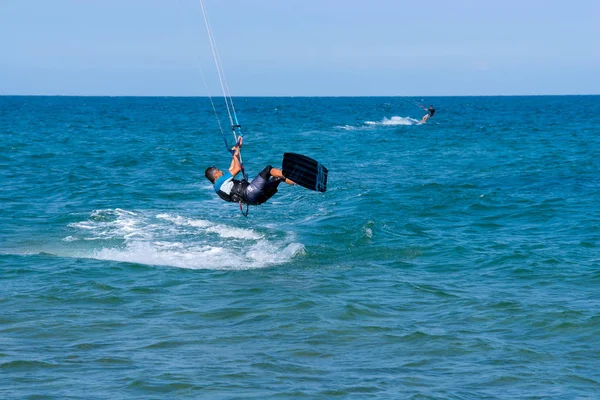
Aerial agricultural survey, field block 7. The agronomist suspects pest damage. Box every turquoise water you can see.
[1,95,599,398]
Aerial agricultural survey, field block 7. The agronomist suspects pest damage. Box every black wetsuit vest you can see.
[429,107,436,117]
[217,179,249,204]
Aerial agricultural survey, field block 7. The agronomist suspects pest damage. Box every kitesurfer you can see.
[421,105,435,123]
[205,137,295,206]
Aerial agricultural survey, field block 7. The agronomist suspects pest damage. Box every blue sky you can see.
[1,0,598,96]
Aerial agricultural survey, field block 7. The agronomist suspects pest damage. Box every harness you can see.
[217,179,249,204]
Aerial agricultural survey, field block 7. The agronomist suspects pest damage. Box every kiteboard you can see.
[282,153,328,193]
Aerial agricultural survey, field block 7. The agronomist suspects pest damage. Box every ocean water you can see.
[1,95,599,398]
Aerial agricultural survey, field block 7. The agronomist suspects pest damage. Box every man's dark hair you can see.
[205,166,219,183]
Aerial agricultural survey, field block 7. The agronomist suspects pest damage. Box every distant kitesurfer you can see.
[205,137,295,206]
[421,105,435,123]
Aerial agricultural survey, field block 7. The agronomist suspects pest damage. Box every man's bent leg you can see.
[245,165,273,205]
[269,167,295,185]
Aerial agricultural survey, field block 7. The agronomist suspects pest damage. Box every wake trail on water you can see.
[339,116,421,130]
[366,116,422,126]
[58,208,304,270]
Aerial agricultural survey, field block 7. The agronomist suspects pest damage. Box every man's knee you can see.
[259,165,273,179]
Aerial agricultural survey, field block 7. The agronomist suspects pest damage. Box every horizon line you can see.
[1,93,599,98]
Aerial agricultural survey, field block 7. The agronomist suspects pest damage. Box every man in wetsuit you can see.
[205,138,294,206]
[421,105,436,123]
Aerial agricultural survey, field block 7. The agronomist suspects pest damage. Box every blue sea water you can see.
[1,95,599,398]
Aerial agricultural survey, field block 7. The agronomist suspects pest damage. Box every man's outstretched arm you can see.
[228,146,242,177]
[227,137,243,177]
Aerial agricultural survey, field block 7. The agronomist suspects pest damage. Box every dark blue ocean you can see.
[1,95,599,398]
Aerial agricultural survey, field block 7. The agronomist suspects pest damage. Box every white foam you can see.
[92,242,243,270]
[61,209,303,270]
[246,241,305,264]
[90,239,303,270]
[157,213,261,240]
[365,116,421,126]
[157,213,213,228]
[70,208,148,240]
[68,222,96,230]
[115,208,137,216]
[206,225,263,240]
[339,125,361,131]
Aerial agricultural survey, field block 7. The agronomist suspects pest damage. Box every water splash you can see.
[62,209,304,270]
[365,116,421,126]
